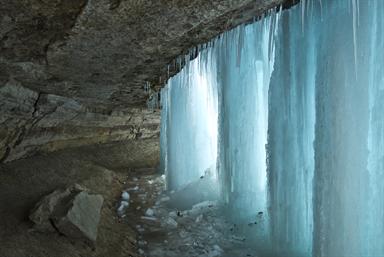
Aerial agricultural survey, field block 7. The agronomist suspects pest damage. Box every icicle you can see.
[357,0,360,26]
[167,65,170,78]
[268,11,277,61]
[301,0,306,33]
[146,91,158,111]
[310,0,314,21]
[352,0,358,80]
[236,25,245,67]
[144,81,151,93]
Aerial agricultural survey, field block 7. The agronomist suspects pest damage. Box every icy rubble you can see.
[166,174,219,211]
[144,192,264,257]
[125,174,264,257]
[117,191,131,217]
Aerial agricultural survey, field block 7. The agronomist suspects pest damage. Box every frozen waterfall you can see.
[160,0,384,256]
[267,1,317,255]
[313,1,384,256]
[160,49,218,191]
[216,14,277,223]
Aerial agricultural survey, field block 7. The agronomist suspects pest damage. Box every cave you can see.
[1,0,384,257]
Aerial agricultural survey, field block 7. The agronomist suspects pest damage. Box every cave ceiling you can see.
[1,0,291,110]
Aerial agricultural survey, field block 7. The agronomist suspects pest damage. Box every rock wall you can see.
[0,80,159,163]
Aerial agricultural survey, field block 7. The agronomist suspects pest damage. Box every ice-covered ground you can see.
[122,173,267,257]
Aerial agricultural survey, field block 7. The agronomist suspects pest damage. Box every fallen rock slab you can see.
[29,184,103,245]
[29,184,85,232]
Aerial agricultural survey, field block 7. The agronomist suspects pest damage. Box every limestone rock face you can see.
[29,185,104,245]
[0,82,160,162]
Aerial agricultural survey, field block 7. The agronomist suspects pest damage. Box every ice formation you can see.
[312,1,384,256]
[215,13,278,228]
[267,1,316,255]
[160,49,218,191]
[160,0,384,256]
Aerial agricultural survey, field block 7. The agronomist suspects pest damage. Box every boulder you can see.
[29,184,103,245]
[52,191,104,245]
[29,184,85,232]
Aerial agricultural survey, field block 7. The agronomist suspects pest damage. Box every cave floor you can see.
[0,139,263,257]
[129,174,264,257]
[0,140,157,257]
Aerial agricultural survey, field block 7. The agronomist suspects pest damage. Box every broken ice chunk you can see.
[208,245,223,257]
[160,196,170,202]
[145,208,155,216]
[141,216,157,222]
[121,191,130,201]
[128,186,139,191]
[195,214,203,223]
[162,216,178,229]
[169,211,177,218]
[117,200,129,216]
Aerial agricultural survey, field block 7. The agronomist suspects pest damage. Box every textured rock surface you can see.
[0,82,160,162]
[1,0,290,107]
[0,150,146,257]
[52,190,104,245]
[30,184,105,245]
[29,184,83,233]
[0,0,291,160]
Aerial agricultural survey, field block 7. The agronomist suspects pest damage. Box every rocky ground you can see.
[0,136,268,257]
[0,139,157,257]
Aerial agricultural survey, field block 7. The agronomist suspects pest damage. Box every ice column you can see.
[267,2,318,256]
[216,13,278,225]
[364,1,384,255]
[313,1,384,256]
[159,86,168,174]
[161,49,218,191]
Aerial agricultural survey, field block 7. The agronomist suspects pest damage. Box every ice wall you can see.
[160,49,218,191]
[267,2,317,256]
[313,1,384,256]
[268,1,384,256]
[160,0,384,256]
